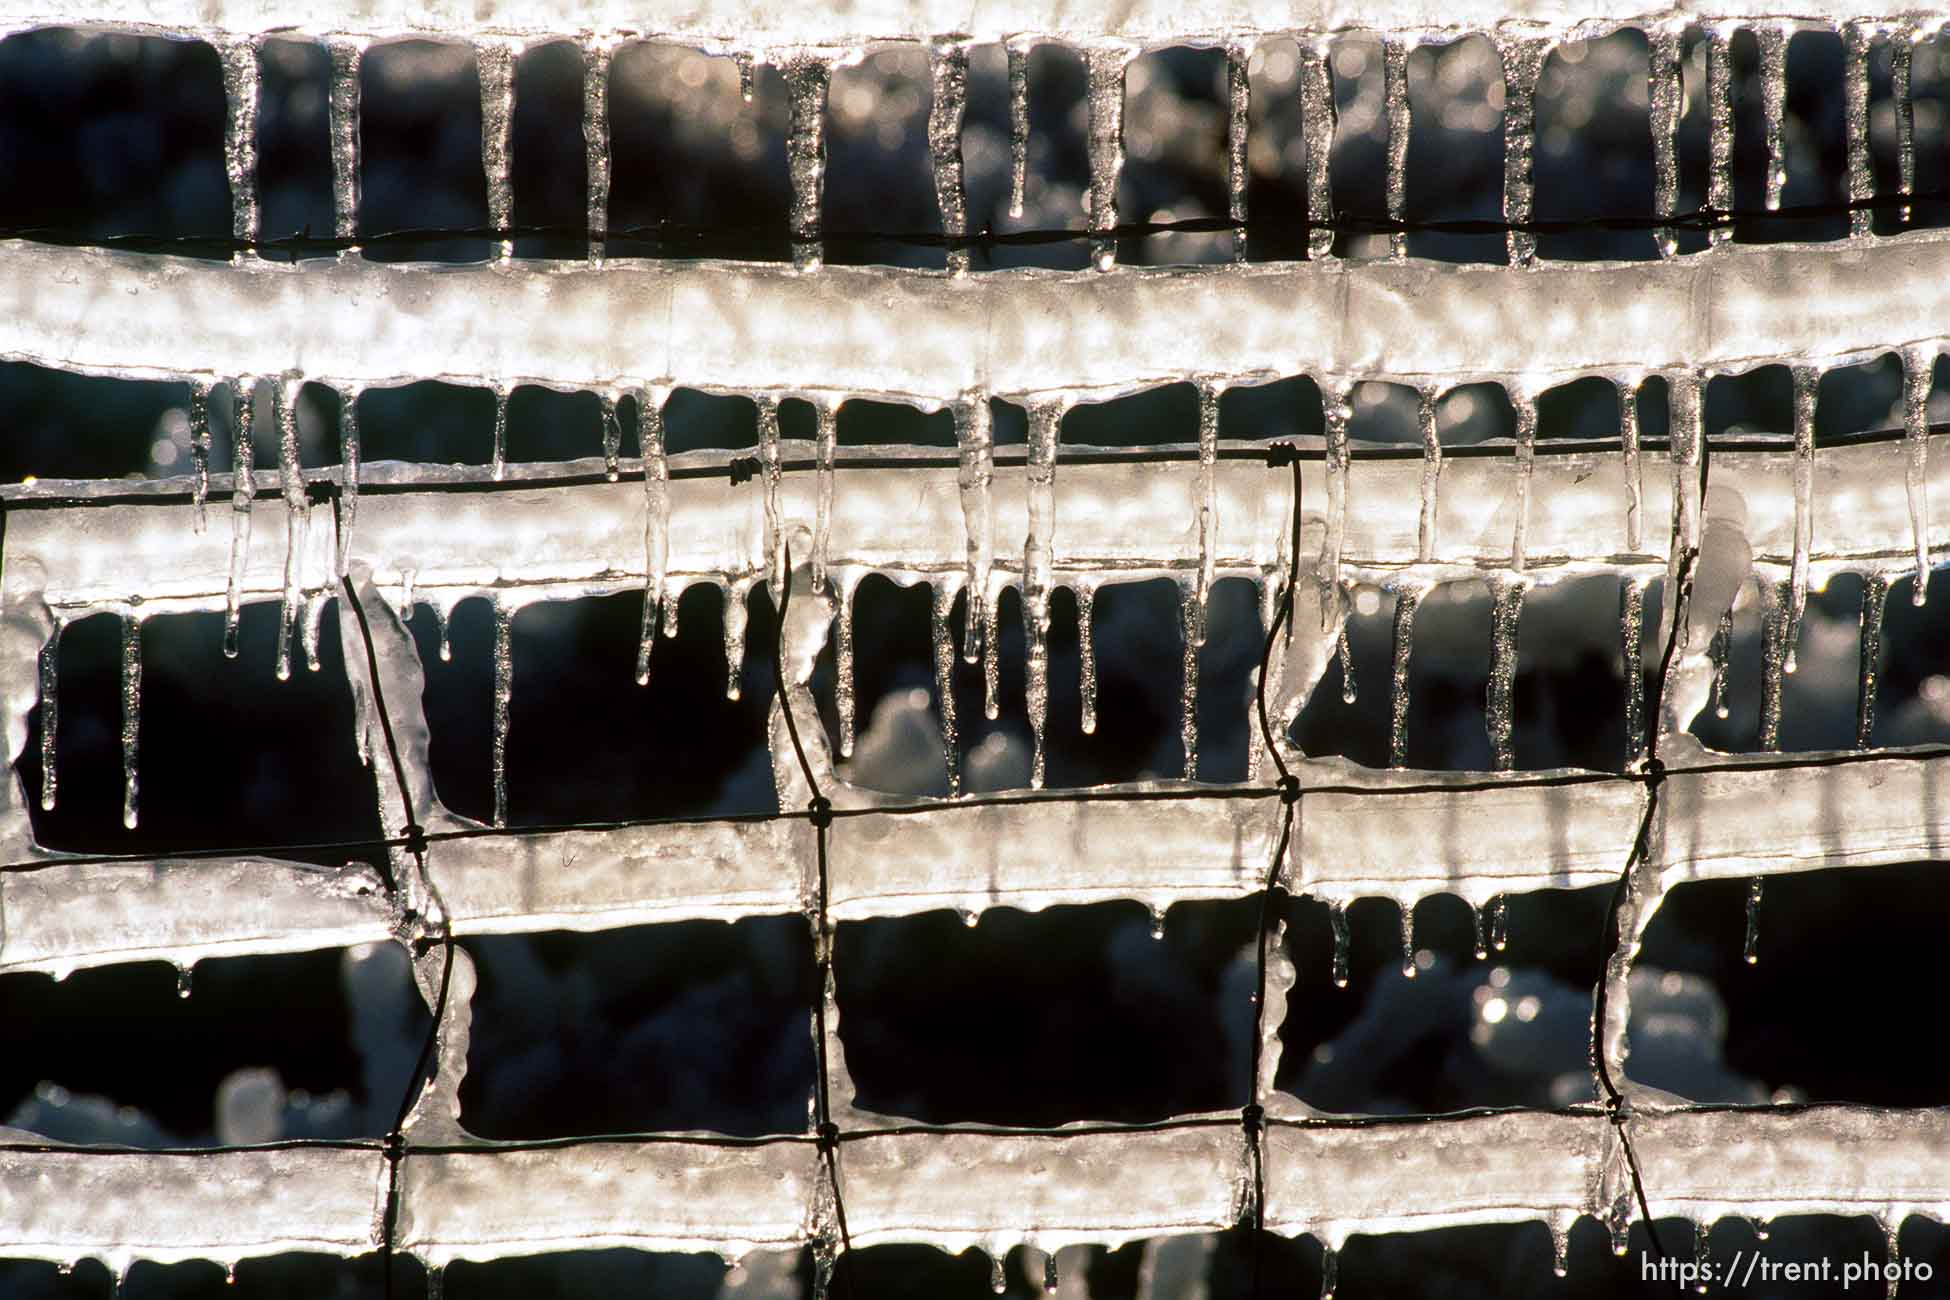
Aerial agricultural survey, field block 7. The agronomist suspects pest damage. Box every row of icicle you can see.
[215,20,1922,274]
[33,365,1932,840]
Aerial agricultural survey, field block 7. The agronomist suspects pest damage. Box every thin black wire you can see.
[3,183,1944,261]
[766,539,858,1300]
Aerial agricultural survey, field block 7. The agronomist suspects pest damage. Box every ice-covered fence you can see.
[5,0,1950,1293]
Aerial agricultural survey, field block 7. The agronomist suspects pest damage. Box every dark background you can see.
[3,24,1950,1299]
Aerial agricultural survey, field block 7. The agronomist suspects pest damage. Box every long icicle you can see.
[1324,378,1351,612]
[929,41,972,276]
[1226,42,1252,262]
[1787,364,1818,672]
[1417,386,1441,562]
[582,39,612,265]
[956,394,994,665]
[1666,372,1705,648]
[1894,27,1916,224]
[836,572,858,759]
[1487,577,1526,771]
[1758,24,1789,212]
[478,41,517,262]
[931,581,961,794]
[1511,386,1536,572]
[1195,380,1222,645]
[1706,25,1734,245]
[758,395,785,604]
[1857,571,1889,747]
[490,384,509,481]
[1078,580,1098,735]
[599,389,621,481]
[1007,39,1032,220]
[492,598,513,827]
[1619,377,1643,552]
[1648,25,1683,257]
[1903,345,1933,605]
[1500,37,1547,266]
[1181,583,1199,780]
[1622,575,1649,765]
[784,54,831,270]
[1299,38,1336,260]
[1024,399,1064,788]
[1709,607,1733,719]
[1384,36,1410,259]
[38,626,59,812]
[1084,46,1129,272]
[188,378,213,532]
[274,376,307,682]
[221,38,261,256]
[636,389,669,685]
[336,387,359,575]
[813,399,839,592]
[327,39,363,243]
[1844,22,1875,239]
[223,377,256,660]
[1389,583,1424,768]
[120,612,141,830]
[1759,577,1787,751]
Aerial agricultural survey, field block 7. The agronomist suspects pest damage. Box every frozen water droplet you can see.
[1550,1219,1570,1276]
[991,1252,1006,1293]
[176,963,193,999]
[724,579,750,701]
[734,50,755,104]
[1150,905,1166,940]
[1043,1252,1059,1294]
[1319,1245,1338,1300]
[1744,877,1763,965]
[426,1264,444,1300]
[1490,894,1509,952]
[1472,904,1488,961]
[1694,1220,1711,1293]
[959,907,979,928]
[1329,902,1350,988]
[225,1262,236,1285]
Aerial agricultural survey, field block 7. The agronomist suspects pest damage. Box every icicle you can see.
[1078,580,1098,735]
[478,41,517,262]
[1499,37,1546,266]
[1886,1217,1903,1297]
[1709,609,1733,719]
[1319,1245,1338,1300]
[1694,1221,1712,1290]
[636,390,669,685]
[1007,39,1031,220]
[1486,577,1526,771]
[1083,46,1129,272]
[303,591,325,672]
[1299,38,1336,261]
[223,377,257,660]
[1247,577,1272,777]
[1858,571,1889,747]
[186,377,214,532]
[1894,29,1915,224]
[426,1264,444,1300]
[1226,42,1251,262]
[724,579,751,701]
[932,583,961,795]
[1472,903,1488,959]
[1623,576,1649,764]
[1181,584,1199,780]
[836,573,857,759]
[1417,387,1441,562]
[1844,23,1874,239]
[1902,345,1933,605]
[492,600,513,828]
[1706,26,1734,245]
[734,50,756,104]
[757,395,785,604]
[1195,381,1222,645]
[783,54,831,270]
[599,390,621,482]
[1150,904,1167,939]
[1757,25,1788,212]
[813,400,838,592]
[955,394,994,665]
[490,385,509,481]
[1384,36,1409,259]
[1328,901,1350,987]
[1648,25,1682,257]
[38,627,58,812]
[983,584,1001,722]
[1398,900,1416,978]
[336,387,360,576]
[176,963,193,999]
[1618,377,1643,551]
[1758,577,1787,751]
[435,605,452,663]
[663,584,681,639]
[1024,400,1064,788]
[929,42,972,276]
[1490,892,1508,951]
[1786,364,1818,672]
[1043,1253,1059,1294]
[274,377,308,683]
[990,1253,1007,1294]
[1323,378,1350,605]
[221,38,261,254]
[120,612,141,830]
[1511,387,1536,571]
[1667,373,1705,646]
[582,39,612,265]
[1743,876,1763,964]
[1389,583,1422,767]
[327,39,363,243]
[1336,601,1356,704]
[1550,1218,1570,1277]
